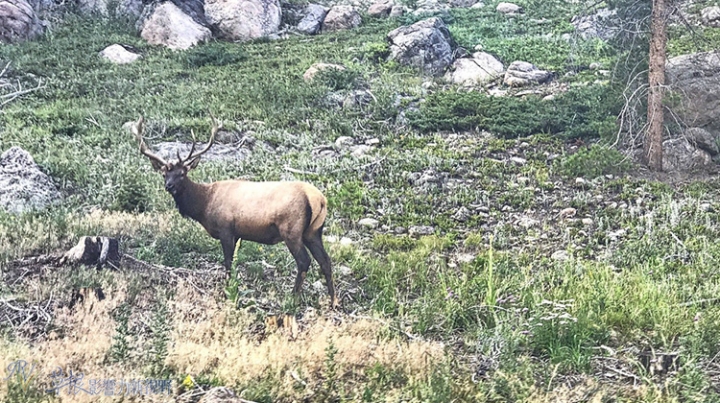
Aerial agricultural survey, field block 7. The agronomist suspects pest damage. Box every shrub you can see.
[313,67,364,91]
[557,144,631,179]
[407,84,622,139]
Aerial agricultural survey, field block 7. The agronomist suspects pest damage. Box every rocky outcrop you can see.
[368,1,392,17]
[662,138,713,172]
[445,52,504,86]
[387,17,456,76]
[503,61,552,87]
[205,0,281,41]
[296,3,327,35]
[137,1,211,50]
[666,52,720,137]
[0,0,45,43]
[322,5,361,31]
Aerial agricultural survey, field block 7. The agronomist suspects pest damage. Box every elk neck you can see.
[172,178,211,223]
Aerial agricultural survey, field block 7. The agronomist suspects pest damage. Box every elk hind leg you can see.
[285,238,312,295]
[304,229,337,307]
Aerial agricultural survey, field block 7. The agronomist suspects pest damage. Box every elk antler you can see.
[133,116,168,171]
[182,115,220,167]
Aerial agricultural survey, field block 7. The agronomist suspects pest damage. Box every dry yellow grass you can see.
[0,276,446,402]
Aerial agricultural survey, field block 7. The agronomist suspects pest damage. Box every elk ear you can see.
[187,157,201,171]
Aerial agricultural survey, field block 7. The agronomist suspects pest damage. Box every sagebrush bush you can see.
[407,84,622,139]
[557,143,631,179]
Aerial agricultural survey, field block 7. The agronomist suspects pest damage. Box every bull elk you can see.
[131,116,337,308]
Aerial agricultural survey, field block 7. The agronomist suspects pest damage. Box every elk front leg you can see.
[220,237,238,279]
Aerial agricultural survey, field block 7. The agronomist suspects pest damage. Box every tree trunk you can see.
[645,0,667,171]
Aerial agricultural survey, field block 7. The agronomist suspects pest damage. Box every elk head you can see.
[132,116,219,196]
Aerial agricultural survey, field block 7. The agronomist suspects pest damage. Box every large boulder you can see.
[666,52,720,138]
[368,1,392,18]
[662,138,712,172]
[322,5,361,32]
[387,17,456,76]
[205,0,281,41]
[444,51,504,86]
[137,1,211,50]
[296,3,327,35]
[503,61,552,87]
[685,127,718,156]
[0,0,44,43]
[0,147,61,214]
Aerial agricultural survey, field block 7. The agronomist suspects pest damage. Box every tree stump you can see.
[60,236,120,268]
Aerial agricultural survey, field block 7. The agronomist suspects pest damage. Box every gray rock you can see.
[358,217,380,229]
[662,138,713,172]
[389,4,403,17]
[496,2,521,15]
[449,0,476,7]
[297,3,327,35]
[0,147,61,214]
[205,0,281,41]
[334,136,354,149]
[0,0,45,43]
[444,51,504,86]
[387,17,456,76]
[452,206,471,222]
[409,169,444,186]
[551,250,570,261]
[666,52,720,137]
[503,61,552,87]
[99,44,141,64]
[322,5,361,32]
[701,6,720,27]
[409,225,435,236]
[685,127,718,156]
[137,1,211,50]
[367,1,392,17]
[345,90,373,108]
[571,8,617,40]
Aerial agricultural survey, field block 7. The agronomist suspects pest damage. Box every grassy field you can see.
[2,1,720,402]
